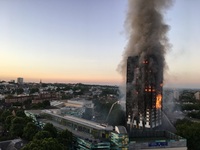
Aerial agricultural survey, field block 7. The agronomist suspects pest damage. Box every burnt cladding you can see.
[126,56,163,130]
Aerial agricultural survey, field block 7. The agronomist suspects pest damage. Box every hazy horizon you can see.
[1,0,200,89]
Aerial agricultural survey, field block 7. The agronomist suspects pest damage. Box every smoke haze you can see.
[118,0,173,80]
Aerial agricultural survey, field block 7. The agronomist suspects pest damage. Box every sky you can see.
[0,0,200,88]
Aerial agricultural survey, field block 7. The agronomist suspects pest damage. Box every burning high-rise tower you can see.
[117,0,173,131]
[126,56,163,130]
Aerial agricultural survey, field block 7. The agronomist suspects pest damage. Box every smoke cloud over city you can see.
[118,0,173,83]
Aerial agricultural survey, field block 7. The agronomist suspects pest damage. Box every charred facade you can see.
[126,56,163,130]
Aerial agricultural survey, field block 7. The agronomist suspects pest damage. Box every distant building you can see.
[0,139,26,150]
[194,91,200,100]
[0,94,5,100]
[9,80,15,83]
[17,77,23,84]
[5,95,32,103]
[173,90,180,100]
[32,93,60,104]
[50,99,94,118]
[5,93,60,104]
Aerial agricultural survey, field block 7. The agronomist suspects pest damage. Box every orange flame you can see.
[156,94,162,109]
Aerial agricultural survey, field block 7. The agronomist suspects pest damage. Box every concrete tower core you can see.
[126,56,163,130]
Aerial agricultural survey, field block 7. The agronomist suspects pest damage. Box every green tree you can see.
[22,138,64,150]
[57,129,73,148]
[181,104,200,111]
[100,88,118,96]
[175,119,200,150]
[21,141,44,150]
[43,123,57,138]
[42,83,48,88]
[23,99,32,105]
[10,117,25,137]
[24,116,33,124]
[33,131,51,140]
[4,115,15,131]
[0,110,12,123]
[16,110,26,118]
[179,91,196,102]
[12,102,22,107]
[30,88,39,94]
[16,88,24,95]
[187,111,200,119]
[23,122,39,141]
[41,138,64,150]
[42,100,50,108]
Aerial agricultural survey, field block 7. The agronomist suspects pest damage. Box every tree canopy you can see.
[175,119,200,150]
[10,117,26,137]
[23,122,39,141]
[22,138,64,150]
[33,131,52,140]
[43,123,57,138]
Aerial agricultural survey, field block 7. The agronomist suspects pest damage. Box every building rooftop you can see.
[42,110,113,131]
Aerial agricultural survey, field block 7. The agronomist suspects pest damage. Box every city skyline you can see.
[1,0,200,88]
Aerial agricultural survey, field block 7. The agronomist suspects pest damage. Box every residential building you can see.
[5,95,32,103]
[173,90,180,100]
[17,77,23,84]
[194,91,200,100]
[126,56,163,130]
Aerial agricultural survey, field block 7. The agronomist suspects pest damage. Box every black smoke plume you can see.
[118,0,173,82]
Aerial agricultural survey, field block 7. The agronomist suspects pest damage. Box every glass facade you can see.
[110,132,129,150]
[76,137,110,150]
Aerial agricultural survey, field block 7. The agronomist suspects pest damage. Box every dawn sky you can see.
[0,0,200,88]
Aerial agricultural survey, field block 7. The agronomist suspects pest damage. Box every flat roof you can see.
[39,119,95,140]
[42,110,113,131]
[25,109,113,131]
[25,109,42,115]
